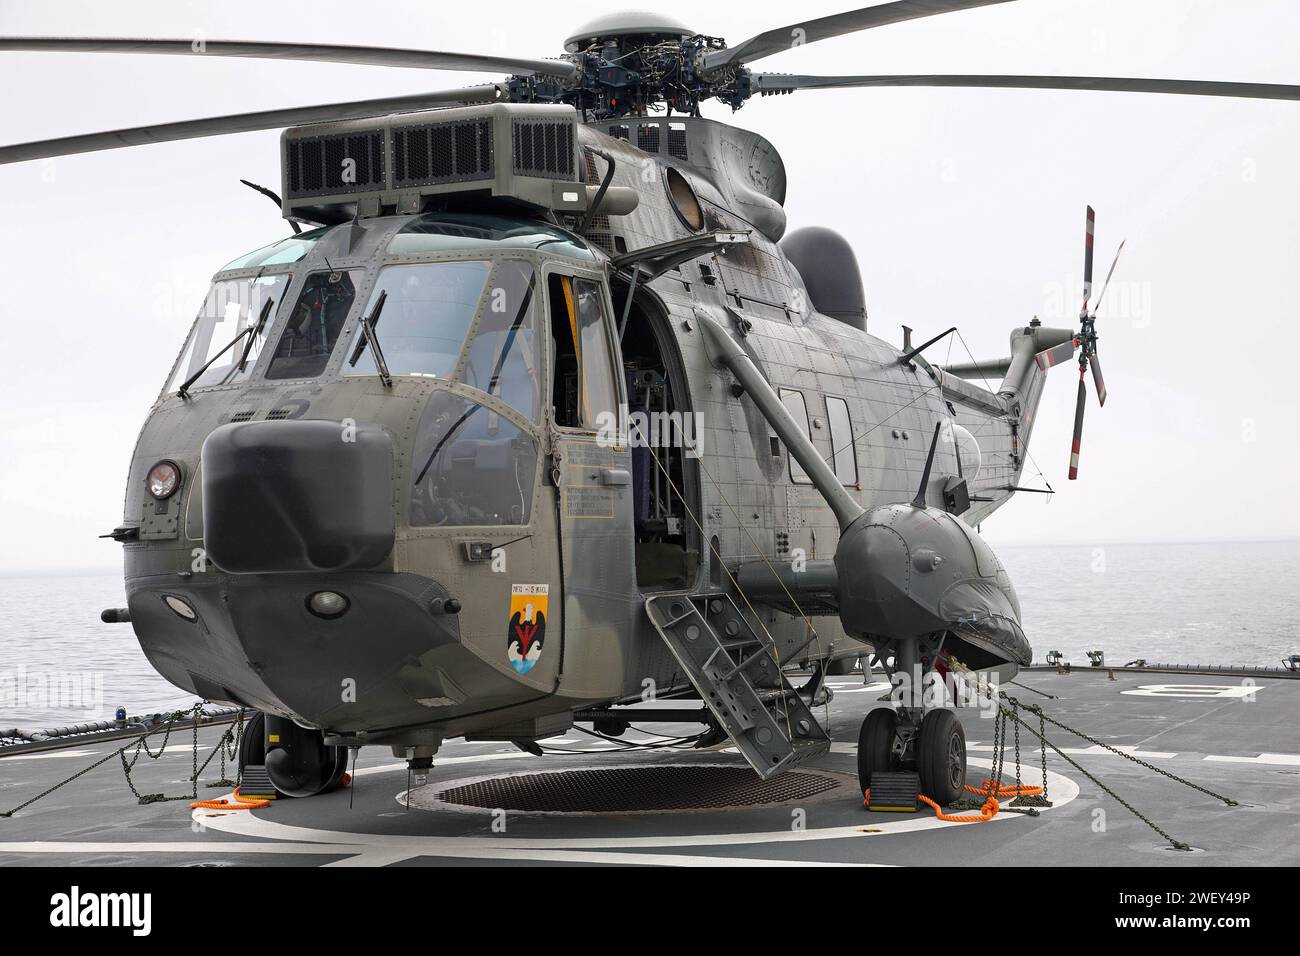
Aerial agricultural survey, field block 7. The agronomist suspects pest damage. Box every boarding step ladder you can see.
[645,593,830,779]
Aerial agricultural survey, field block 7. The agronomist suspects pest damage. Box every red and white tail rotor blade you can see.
[1080,206,1095,318]
[1068,370,1087,480]
[1034,339,1077,370]
[1091,239,1126,318]
[1090,351,1107,407]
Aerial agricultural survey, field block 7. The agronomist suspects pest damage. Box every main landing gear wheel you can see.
[856,708,898,794]
[237,710,267,771]
[239,711,349,798]
[917,709,967,806]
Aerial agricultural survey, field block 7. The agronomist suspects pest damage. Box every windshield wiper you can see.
[348,290,392,388]
[178,296,275,398]
[235,297,276,375]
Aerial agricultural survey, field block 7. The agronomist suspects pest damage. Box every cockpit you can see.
[161,212,622,535]
[165,214,594,396]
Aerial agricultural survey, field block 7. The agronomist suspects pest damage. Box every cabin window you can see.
[548,274,617,429]
[458,261,541,421]
[778,388,813,485]
[265,270,360,380]
[166,274,288,393]
[826,396,859,486]
[343,261,490,381]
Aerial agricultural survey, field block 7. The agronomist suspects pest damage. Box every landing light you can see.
[146,460,181,499]
[163,595,197,621]
[307,591,350,620]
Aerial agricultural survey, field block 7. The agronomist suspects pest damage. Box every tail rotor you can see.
[1065,207,1123,479]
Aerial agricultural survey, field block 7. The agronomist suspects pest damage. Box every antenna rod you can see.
[898,326,957,366]
[912,421,943,508]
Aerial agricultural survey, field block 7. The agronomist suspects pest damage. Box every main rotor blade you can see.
[0,85,503,165]
[0,37,576,79]
[703,0,1012,73]
[1068,372,1086,481]
[749,72,1300,100]
[1090,351,1107,407]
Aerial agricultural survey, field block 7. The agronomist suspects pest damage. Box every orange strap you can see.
[864,779,1044,824]
[190,786,270,811]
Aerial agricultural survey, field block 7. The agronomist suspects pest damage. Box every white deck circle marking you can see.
[1121,684,1262,699]
[182,755,1078,866]
[0,749,101,761]
[1204,752,1300,766]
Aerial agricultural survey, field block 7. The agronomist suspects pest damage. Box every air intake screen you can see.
[393,119,494,188]
[637,125,661,153]
[512,120,575,180]
[285,130,385,199]
[668,125,689,161]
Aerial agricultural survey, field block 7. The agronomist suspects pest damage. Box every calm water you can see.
[1,540,1297,727]
[998,539,1299,671]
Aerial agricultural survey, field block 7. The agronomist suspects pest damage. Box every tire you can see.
[856,708,898,795]
[239,711,348,798]
[917,709,967,806]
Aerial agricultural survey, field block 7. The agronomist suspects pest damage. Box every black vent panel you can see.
[637,124,661,153]
[285,130,385,199]
[512,120,575,180]
[667,124,688,161]
[393,119,494,187]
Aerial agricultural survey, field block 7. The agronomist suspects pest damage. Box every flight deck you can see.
[1,666,1294,867]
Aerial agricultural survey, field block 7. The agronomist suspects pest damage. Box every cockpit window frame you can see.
[540,259,625,436]
[157,263,301,401]
[165,215,612,396]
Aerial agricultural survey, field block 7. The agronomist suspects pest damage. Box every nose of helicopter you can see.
[127,417,545,733]
[126,566,468,729]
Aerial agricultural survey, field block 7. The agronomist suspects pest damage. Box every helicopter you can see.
[3,1,1295,807]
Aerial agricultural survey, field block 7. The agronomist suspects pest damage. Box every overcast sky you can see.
[0,0,1296,573]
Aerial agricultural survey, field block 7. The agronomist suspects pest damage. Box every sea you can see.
[1,540,1296,728]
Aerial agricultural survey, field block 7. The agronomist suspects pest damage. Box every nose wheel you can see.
[856,707,967,807]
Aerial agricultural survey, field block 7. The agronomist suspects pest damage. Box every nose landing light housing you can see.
[307,591,350,620]
[146,460,181,499]
[163,594,197,621]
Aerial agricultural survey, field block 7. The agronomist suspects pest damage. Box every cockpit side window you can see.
[165,274,288,394]
[265,270,360,381]
[408,391,538,528]
[548,273,618,429]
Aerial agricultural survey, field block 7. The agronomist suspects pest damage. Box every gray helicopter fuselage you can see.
[118,111,1040,753]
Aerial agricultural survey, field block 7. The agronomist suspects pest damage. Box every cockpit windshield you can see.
[165,274,288,393]
[265,270,361,381]
[344,261,490,380]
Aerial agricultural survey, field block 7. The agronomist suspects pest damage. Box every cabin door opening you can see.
[616,286,701,591]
